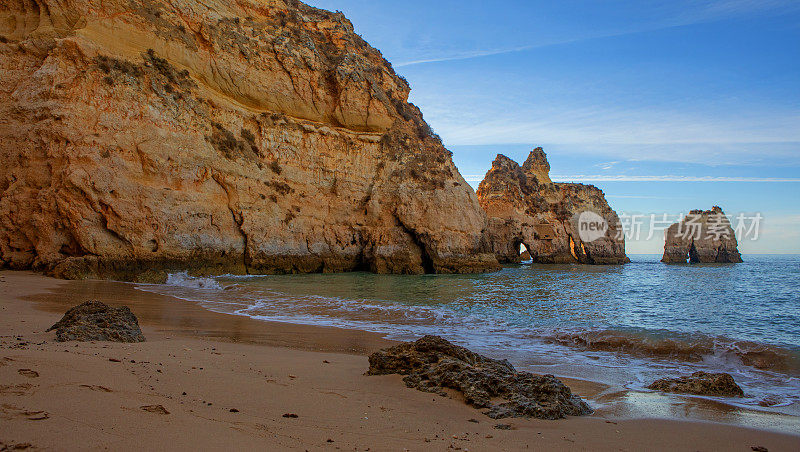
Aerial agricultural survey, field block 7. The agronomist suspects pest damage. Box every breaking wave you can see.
[545,329,800,374]
[164,271,223,290]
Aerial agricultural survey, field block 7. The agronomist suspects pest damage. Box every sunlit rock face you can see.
[477,149,628,265]
[0,0,498,281]
[662,207,743,264]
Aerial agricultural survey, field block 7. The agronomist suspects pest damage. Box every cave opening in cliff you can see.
[518,243,532,262]
[688,241,700,264]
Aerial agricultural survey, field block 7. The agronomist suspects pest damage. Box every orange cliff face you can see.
[0,0,498,281]
[476,148,629,265]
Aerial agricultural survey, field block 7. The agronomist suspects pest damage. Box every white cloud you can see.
[436,108,800,147]
[433,108,800,165]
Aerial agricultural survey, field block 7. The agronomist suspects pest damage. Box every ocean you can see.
[137,254,800,418]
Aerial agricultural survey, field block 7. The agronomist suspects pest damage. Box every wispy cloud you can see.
[433,105,800,164]
[395,45,539,67]
[395,27,661,67]
[698,0,800,16]
[436,106,800,148]
[461,175,800,183]
[395,0,799,67]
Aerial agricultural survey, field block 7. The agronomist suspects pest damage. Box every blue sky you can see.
[307,0,800,254]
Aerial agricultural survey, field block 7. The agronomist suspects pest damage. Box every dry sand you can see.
[1,270,798,451]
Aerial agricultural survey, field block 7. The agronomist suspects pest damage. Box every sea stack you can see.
[0,0,499,281]
[662,207,743,263]
[477,149,628,264]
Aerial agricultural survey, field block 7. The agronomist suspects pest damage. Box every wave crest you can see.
[165,272,223,290]
[546,329,800,374]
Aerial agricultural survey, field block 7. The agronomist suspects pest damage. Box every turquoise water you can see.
[138,254,800,416]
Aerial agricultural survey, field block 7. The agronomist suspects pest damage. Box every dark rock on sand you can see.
[647,371,744,397]
[367,335,592,419]
[47,301,145,343]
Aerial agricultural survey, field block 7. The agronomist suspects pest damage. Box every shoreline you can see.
[1,270,799,450]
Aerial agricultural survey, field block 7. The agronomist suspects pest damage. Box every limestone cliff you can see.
[477,149,628,264]
[662,207,742,263]
[0,0,498,281]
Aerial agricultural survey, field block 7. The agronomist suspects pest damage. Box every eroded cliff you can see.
[477,149,628,264]
[662,207,742,263]
[0,0,498,281]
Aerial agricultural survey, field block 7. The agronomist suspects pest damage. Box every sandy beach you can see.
[1,270,798,451]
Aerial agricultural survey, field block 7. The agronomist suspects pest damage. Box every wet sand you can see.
[1,270,798,451]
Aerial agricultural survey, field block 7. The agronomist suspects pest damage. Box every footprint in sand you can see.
[17,369,39,378]
[140,405,170,414]
[0,404,49,421]
[24,410,49,421]
[0,441,33,450]
[0,357,14,367]
[318,390,348,399]
[0,383,35,396]
[79,384,112,392]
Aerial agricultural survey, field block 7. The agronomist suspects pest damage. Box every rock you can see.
[47,301,146,343]
[662,207,743,263]
[647,371,744,397]
[367,335,592,420]
[758,395,782,407]
[282,413,298,418]
[0,0,498,281]
[477,150,628,265]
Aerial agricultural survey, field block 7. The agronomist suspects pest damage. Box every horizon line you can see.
[462,175,800,183]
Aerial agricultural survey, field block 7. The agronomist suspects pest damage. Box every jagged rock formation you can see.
[477,149,628,264]
[367,335,592,419]
[47,300,146,342]
[662,207,742,263]
[0,0,498,281]
[647,371,744,397]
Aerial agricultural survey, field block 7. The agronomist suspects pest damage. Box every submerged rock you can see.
[662,207,743,263]
[367,335,592,419]
[47,301,146,343]
[477,149,628,264]
[647,371,744,397]
[0,0,497,281]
